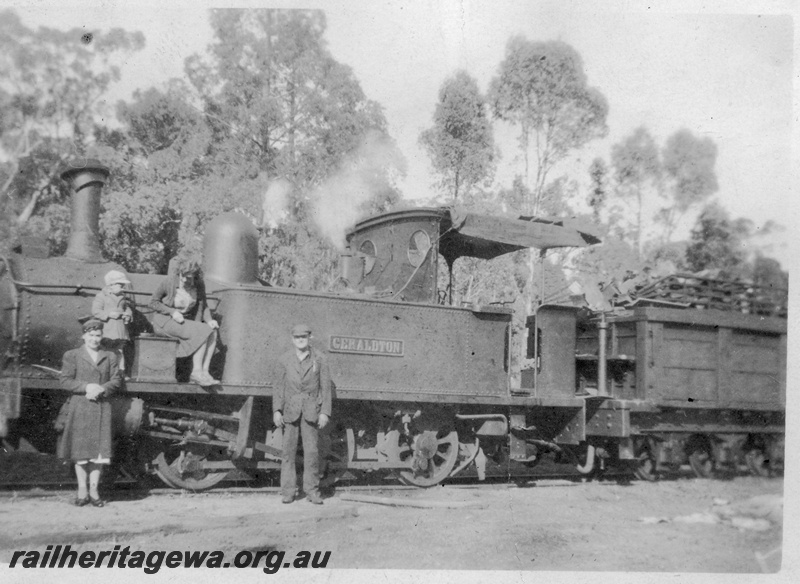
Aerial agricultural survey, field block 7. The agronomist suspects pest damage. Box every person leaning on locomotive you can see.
[58,317,123,508]
[148,256,219,387]
[273,324,332,505]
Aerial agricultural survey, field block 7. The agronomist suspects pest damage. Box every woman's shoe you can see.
[189,372,209,386]
[89,496,106,508]
[74,496,90,507]
[201,373,220,386]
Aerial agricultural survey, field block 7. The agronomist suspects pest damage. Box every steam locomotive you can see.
[0,162,786,490]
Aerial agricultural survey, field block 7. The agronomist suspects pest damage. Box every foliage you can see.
[488,37,608,215]
[607,126,719,258]
[0,10,144,253]
[656,129,719,241]
[100,182,184,274]
[185,10,401,203]
[645,241,689,273]
[609,126,660,257]
[174,9,405,285]
[683,202,787,285]
[91,9,405,283]
[118,84,213,182]
[571,236,680,312]
[587,157,608,221]
[486,36,608,330]
[752,254,788,291]
[685,201,747,278]
[419,71,497,202]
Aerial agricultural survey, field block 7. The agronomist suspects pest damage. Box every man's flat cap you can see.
[292,323,312,336]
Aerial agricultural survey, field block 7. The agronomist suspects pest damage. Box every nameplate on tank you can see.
[329,336,404,357]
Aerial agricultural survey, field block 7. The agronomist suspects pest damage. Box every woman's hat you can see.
[104,269,131,286]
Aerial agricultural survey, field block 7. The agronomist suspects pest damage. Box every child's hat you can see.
[104,269,131,286]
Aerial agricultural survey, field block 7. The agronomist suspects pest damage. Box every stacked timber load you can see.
[631,273,787,318]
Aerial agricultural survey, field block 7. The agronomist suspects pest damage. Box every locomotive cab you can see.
[344,206,599,306]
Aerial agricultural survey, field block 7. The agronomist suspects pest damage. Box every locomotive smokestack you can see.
[60,159,110,263]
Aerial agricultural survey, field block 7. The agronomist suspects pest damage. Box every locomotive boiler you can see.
[0,162,786,490]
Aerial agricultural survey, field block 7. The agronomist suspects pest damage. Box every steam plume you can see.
[261,178,291,228]
[310,130,402,249]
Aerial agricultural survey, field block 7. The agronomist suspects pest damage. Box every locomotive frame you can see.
[0,162,786,490]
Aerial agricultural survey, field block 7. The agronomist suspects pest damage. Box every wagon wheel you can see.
[153,445,230,491]
[687,441,716,479]
[744,448,773,478]
[398,430,459,487]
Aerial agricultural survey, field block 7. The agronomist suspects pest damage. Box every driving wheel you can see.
[688,440,716,479]
[744,448,773,477]
[153,446,230,491]
[398,430,459,487]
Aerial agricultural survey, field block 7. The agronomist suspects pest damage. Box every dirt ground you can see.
[0,472,787,581]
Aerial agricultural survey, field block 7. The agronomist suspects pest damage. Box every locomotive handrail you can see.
[9,280,102,293]
[10,280,221,314]
[30,364,61,378]
[387,246,431,301]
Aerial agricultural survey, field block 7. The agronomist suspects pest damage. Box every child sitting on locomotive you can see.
[148,256,220,387]
[92,269,133,375]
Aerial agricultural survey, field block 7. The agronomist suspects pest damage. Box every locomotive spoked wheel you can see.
[744,448,773,477]
[153,446,230,491]
[397,430,459,487]
[687,443,716,479]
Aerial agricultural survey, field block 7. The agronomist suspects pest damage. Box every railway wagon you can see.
[1,161,616,490]
[570,296,786,480]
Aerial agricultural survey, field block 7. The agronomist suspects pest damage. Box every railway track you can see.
[0,447,778,496]
[0,476,620,499]
[2,462,763,499]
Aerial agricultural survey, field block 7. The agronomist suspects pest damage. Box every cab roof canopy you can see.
[344,207,600,304]
[348,206,600,265]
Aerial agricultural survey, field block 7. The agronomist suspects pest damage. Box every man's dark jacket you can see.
[273,348,332,424]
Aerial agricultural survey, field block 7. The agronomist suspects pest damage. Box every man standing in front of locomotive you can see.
[58,317,123,507]
[273,324,332,505]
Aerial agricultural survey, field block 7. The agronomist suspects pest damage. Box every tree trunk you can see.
[16,189,44,225]
[15,160,62,226]
[636,189,643,260]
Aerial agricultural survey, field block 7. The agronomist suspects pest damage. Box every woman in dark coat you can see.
[59,318,123,507]
[149,256,219,386]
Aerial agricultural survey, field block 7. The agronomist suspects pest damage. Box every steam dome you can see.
[203,212,259,285]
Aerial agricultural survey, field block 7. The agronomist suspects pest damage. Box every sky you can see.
[7,0,797,271]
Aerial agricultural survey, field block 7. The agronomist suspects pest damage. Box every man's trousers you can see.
[280,417,320,498]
